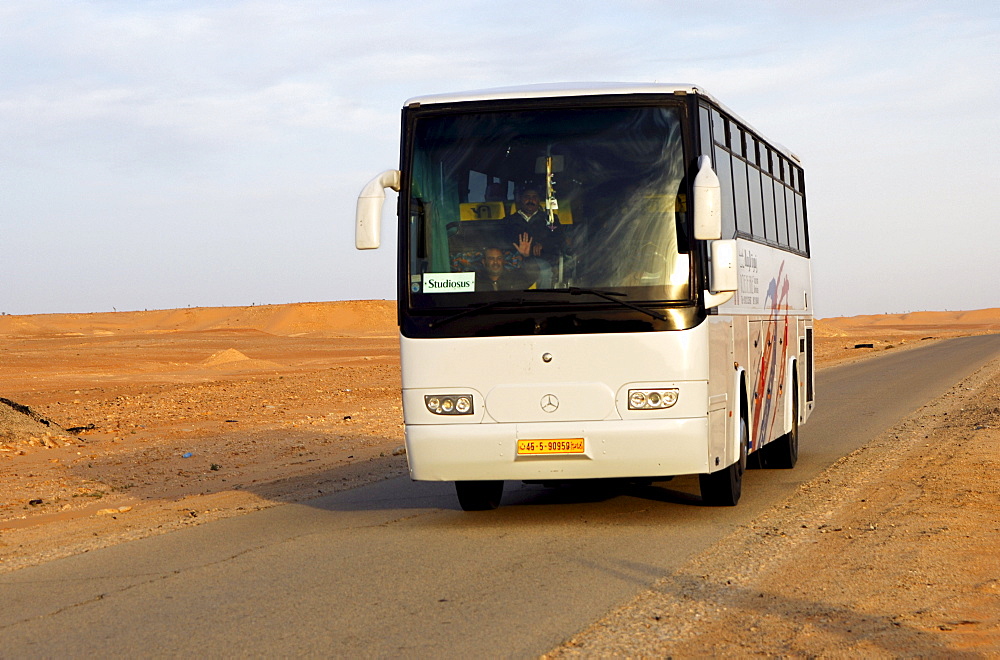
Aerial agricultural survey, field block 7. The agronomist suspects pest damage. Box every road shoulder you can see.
[547,356,1000,657]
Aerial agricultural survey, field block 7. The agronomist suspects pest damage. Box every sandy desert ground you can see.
[2,301,998,655]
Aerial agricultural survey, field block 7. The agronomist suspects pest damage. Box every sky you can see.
[2,1,997,319]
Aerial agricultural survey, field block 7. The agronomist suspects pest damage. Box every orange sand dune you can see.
[818,308,1000,336]
[2,302,996,340]
[0,301,397,338]
[822,308,1000,327]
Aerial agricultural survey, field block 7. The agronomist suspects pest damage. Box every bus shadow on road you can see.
[502,478,705,508]
[302,472,710,517]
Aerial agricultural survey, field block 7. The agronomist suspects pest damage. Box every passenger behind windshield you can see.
[476,246,538,292]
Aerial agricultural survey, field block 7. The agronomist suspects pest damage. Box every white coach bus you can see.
[356,83,814,510]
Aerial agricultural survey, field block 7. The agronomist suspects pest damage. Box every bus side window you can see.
[748,153,764,239]
[774,177,789,247]
[795,192,807,254]
[785,185,798,251]
[730,126,749,236]
[713,143,736,239]
[699,105,712,157]
[711,109,726,149]
[732,152,751,236]
[761,146,777,243]
[711,110,737,239]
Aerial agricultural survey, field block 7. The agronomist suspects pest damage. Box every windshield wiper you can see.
[533,287,668,322]
[427,299,527,329]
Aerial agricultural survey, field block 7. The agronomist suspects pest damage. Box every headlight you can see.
[628,388,678,410]
[425,394,474,415]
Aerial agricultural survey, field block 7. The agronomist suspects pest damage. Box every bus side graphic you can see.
[751,261,791,450]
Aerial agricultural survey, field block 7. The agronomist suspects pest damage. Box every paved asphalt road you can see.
[2,335,998,657]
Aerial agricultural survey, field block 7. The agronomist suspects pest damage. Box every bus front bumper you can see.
[404,418,710,482]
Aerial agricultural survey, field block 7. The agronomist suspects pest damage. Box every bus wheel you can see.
[761,379,799,469]
[455,480,504,511]
[699,416,747,506]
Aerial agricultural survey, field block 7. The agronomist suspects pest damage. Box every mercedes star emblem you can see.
[540,394,559,413]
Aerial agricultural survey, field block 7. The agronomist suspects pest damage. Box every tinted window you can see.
[795,193,807,253]
[710,115,808,254]
[714,144,736,238]
[774,180,788,246]
[408,105,691,304]
[761,171,777,241]
[712,110,726,146]
[748,165,764,238]
[785,186,798,250]
[699,106,712,157]
[732,156,751,235]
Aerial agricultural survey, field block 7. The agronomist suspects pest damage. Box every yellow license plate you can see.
[516,438,585,455]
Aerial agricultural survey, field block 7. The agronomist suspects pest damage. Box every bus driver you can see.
[503,185,563,288]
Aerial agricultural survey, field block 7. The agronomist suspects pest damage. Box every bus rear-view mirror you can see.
[693,155,721,240]
[355,170,401,250]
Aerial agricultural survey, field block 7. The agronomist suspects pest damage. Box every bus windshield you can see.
[406,105,691,309]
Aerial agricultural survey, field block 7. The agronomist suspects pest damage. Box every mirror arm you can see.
[703,290,736,309]
[704,238,738,309]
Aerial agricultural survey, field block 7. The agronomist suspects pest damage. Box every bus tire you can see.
[699,416,747,506]
[455,480,504,511]
[761,374,799,469]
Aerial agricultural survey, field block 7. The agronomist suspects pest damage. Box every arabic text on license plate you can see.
[516,438,585,455]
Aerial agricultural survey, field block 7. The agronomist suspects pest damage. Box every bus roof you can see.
[403,82,800,164]
[404,82,707,107]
